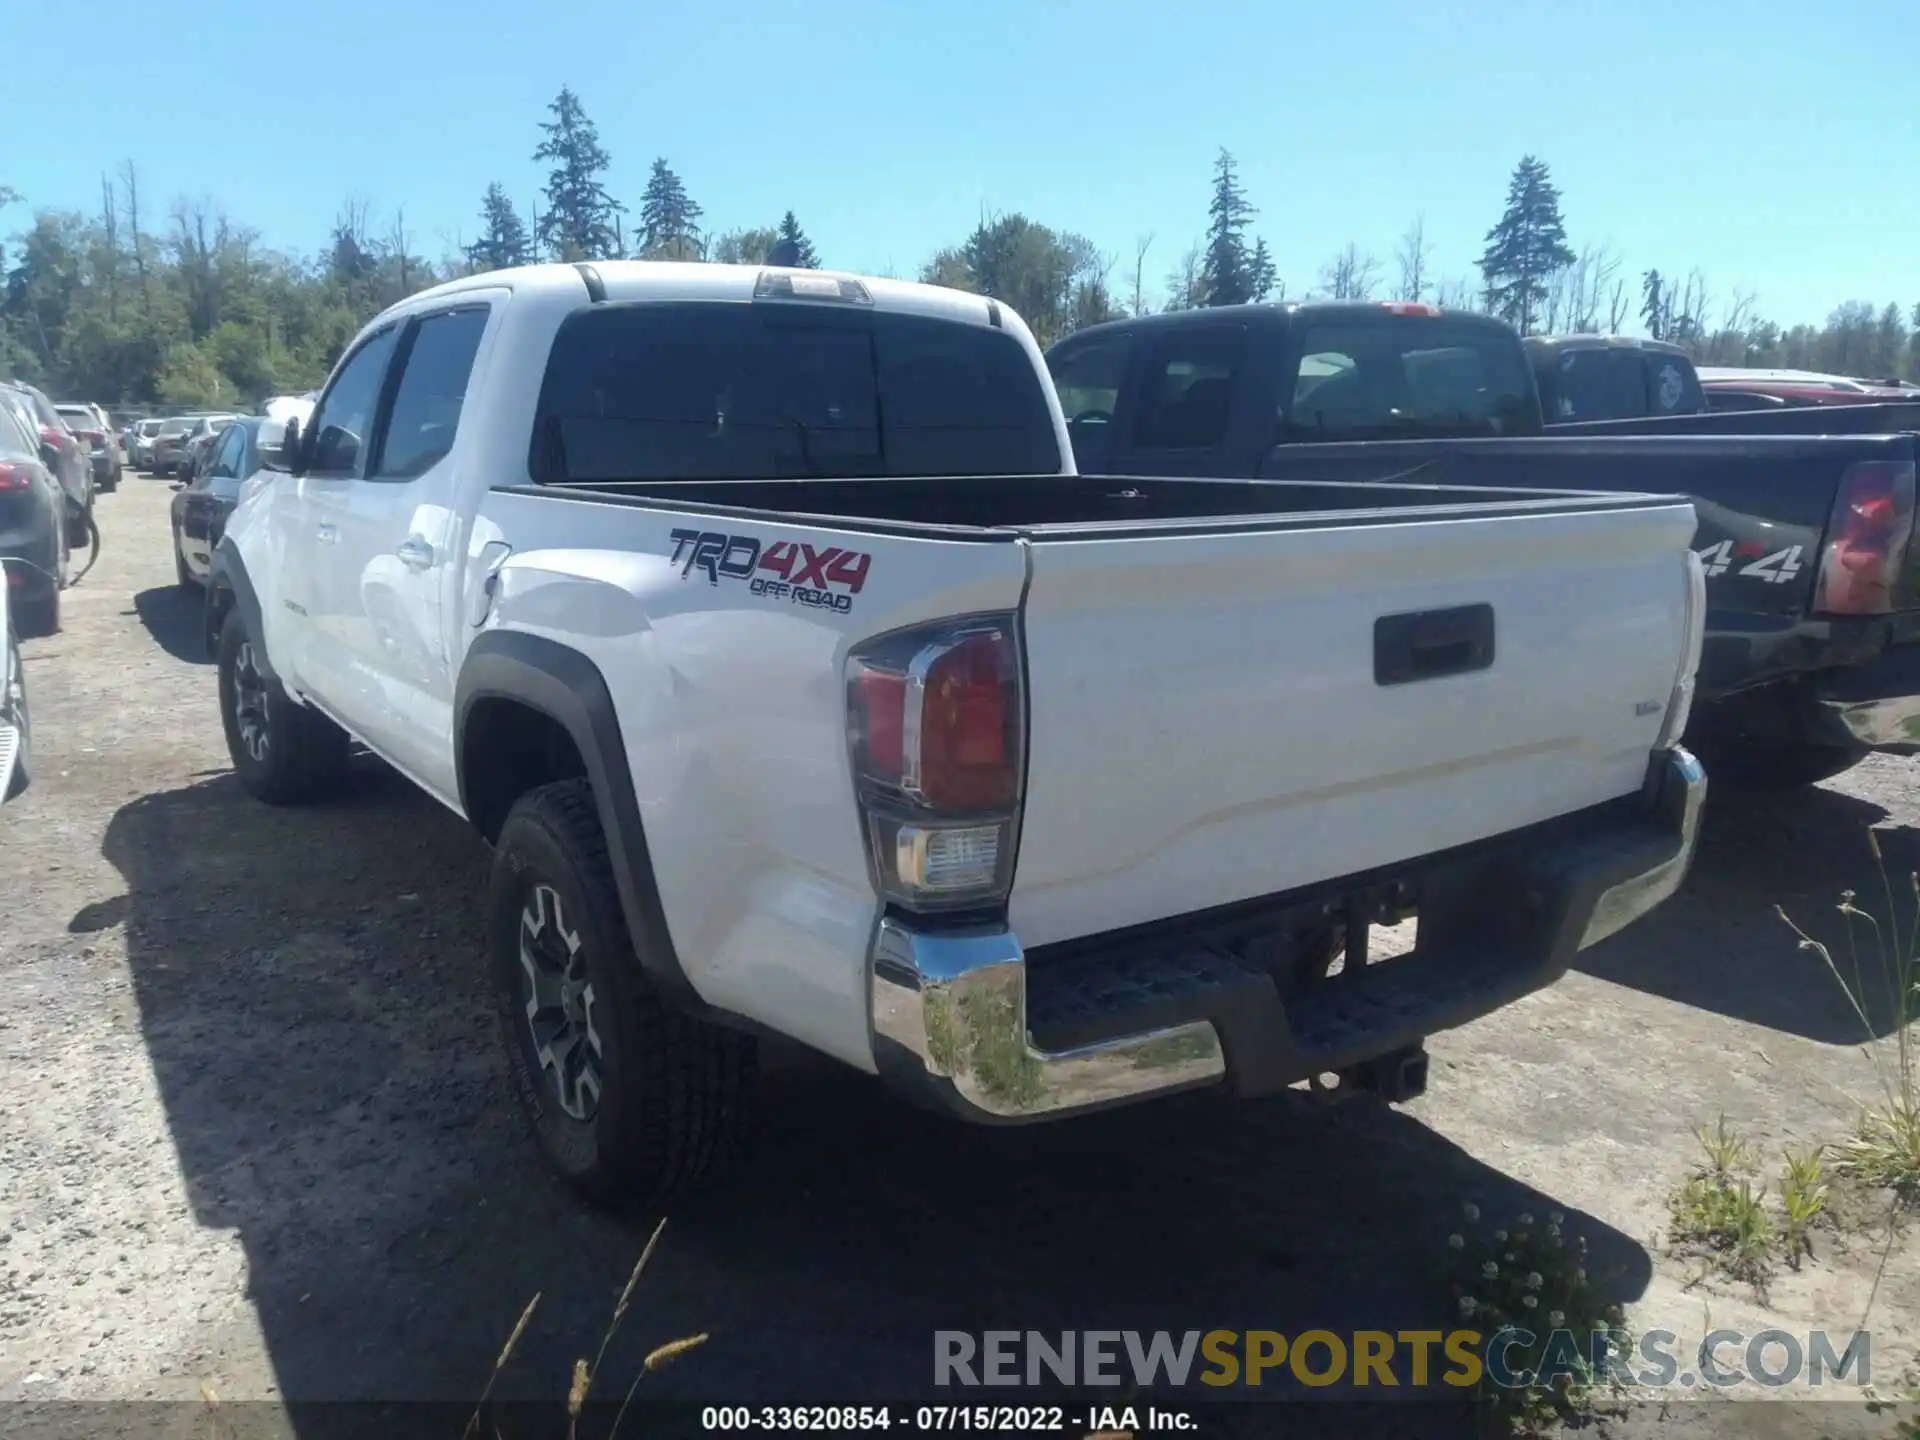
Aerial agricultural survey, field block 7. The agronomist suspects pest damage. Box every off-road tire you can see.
[216,609,350,804]
[488,778,756,1211]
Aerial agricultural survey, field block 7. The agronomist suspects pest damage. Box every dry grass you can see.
[463,1217,711,1440]
[1777,829,1920,1205]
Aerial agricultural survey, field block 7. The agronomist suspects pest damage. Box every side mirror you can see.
[267,416,303,474]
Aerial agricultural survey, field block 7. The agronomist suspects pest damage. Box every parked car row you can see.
[0,388,72,638]
[169,415,287,587]
[0,379,93,525]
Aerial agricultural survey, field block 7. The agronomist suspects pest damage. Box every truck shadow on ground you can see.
[99,766,1648,1430]
[131,585,212,666]
[1574,775,1917,1043]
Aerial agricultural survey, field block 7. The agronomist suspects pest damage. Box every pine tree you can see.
[1248,237,1276,303]
[1641,269,1669,340]
[637,160,704,261]
[1200,149,1258,307]
[1477,156,1576,335]
[533,87,623,262]
[772,210,820,268]
[466,183,534,273]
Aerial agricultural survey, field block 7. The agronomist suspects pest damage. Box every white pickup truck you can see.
[207,261,1707,1209]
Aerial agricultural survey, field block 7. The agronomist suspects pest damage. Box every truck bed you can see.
[484,472,1699,963]
[523,471,1679,536]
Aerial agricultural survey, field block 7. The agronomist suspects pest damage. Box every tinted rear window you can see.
[0,400,36,460]
[532,302,1059,482]
[1283,319,1535,440]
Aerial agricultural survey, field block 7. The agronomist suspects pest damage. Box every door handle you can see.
[316,522,338,543]
[396,535,435,571]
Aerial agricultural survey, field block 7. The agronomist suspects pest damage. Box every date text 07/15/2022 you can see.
[699,1404,1195,1433]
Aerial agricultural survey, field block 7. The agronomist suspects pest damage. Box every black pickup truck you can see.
[1047,302,1920,786]
[1523,332,1920,435]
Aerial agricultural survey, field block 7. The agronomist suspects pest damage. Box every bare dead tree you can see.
[1436,275,1477,311]
[97,173,121,321]
[1319,243,1381,301]
[1132,233,1154,317]
[120,160,154,319]
[1606,277,1631,333]
[1670,269,1713,348]
[388,206,414,297]
[1706,287,1757,364]
[1394,215,1431,303]
[1163,241,1204,311]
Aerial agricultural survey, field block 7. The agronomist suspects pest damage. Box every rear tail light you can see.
[845,614,1025,911]
[1813,460,1917,616]
[0,461,29,492]
[1656,549,1707,749]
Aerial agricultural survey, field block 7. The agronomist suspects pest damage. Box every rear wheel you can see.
[488,778,756,1211]
[216,610,350,804]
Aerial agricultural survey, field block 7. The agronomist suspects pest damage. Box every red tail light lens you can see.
[846,615,1025,910]
[1814,460,1916,616]
[0,461,30,492]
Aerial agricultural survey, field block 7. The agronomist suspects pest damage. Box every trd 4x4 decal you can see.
[1694,538,1805,585]
[668,528,872,614]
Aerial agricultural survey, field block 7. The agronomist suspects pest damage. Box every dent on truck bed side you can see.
[453,628,706,1013]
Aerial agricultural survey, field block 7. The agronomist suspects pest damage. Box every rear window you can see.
[159,418,195,437]
[1551,348,1703,421]
[1282,319,1535,440]
[0,400,36,460]
[532,302,1060,482]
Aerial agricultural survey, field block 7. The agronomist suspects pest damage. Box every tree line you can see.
[4,92,1915,410]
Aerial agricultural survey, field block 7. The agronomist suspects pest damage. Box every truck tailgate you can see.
[1009,500,1699,948]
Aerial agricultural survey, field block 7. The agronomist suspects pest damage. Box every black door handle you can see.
[1374,603,1496,686]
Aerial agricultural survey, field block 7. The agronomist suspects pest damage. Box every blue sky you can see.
[6,0,1913,330]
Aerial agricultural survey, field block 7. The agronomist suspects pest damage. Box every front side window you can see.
[533,302,1059,482]
[373,308,489,480]
[308,327,400,476]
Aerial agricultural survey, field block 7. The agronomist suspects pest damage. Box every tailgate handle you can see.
[1374,604,1495,686]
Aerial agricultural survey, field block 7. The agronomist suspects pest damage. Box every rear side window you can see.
[532,302,1059,483]
[374,307,489,480]
[1129,329,1243,451]
[1283,320,1534,439]
[1648,353,1702,414]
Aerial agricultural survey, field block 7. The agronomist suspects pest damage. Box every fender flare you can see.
[207,539,270,671]
[455,629,704,1012]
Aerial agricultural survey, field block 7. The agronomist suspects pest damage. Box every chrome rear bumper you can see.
[869,746,1704,1125]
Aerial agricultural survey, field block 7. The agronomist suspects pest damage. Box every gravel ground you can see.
[1,473,1916,1435]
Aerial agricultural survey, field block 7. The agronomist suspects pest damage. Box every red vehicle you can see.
[1696,368,1915,411]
